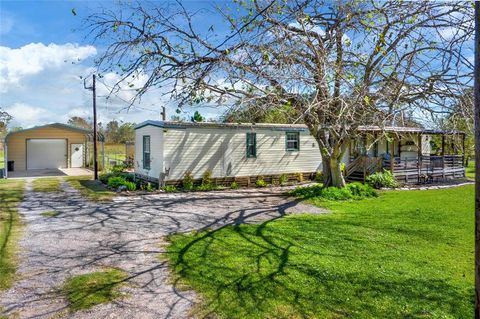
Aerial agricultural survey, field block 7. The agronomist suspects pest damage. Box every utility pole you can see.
[84,74,99,180]
[161,106,166,121]
[475,2,480,318]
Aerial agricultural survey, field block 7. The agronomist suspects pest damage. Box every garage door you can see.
[27,139,67,169]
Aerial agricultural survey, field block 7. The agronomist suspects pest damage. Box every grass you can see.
[63,269,127,311]
[65,175,115,201]
[31,177,62,192]
[466,160,475,180]
[0,179,25,290]
[41,211,60,218]
[166,185,474,318]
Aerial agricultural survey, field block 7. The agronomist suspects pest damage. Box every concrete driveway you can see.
[0,180,325,318]
[7,168,93,179]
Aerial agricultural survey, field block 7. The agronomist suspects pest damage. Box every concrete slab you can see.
[7,168,93,179]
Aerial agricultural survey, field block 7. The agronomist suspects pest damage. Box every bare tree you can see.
[86,0,473,187]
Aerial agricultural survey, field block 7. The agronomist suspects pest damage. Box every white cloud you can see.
[0,42,97,93]
[1,42,226,129]
[5,102,56,127]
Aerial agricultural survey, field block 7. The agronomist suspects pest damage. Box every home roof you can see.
[4,123,105,142]
[135,120,464,135]
[134,120,309,131]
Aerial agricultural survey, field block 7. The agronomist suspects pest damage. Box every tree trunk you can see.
[321,154,346,188]
[329,156,346,188]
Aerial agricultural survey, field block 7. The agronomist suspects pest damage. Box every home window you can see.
[246,132,256,158]
[143,135,151,169]
[286,132,300,151]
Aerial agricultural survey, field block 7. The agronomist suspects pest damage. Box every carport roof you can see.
[4,123,105,142]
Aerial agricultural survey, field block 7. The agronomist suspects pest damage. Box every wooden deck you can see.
[346,155,465,184]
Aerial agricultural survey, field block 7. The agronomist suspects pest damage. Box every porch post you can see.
[418,133,422,182]
[390,136,395,173]
[441,134,445,156]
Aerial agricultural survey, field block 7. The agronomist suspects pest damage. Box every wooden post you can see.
[462,133,466,167]
[441,134,445,156]
[417,133,422,183]
[390,136,395,173]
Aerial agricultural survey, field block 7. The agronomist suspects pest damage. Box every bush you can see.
[140,182,155,192]
[366,170,399,189]
[230,181,239,189]
[163,185,177,193]
[255,176,267,188]
[100,172,134,184]
[289,182,377,201]
[182,172,194,191]
[279,174,288,185]
[315,171,323,182]
[110,165,126,173]
[107,176,136,191]
[295,172,304,183]
[201,170,213,187]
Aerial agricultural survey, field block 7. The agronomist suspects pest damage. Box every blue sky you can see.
[0,0,228,128]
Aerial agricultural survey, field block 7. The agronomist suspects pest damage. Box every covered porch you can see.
[346,126,466,184]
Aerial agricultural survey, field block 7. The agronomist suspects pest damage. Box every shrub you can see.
[295,172,304,183]
[124,181,137,191]
[201,170,213,187]
[182,172,194,191]
[366,170,399,189]
[279,174,288,185]
[100,172,134,184]
[107,176,128,189]
[107,176,136,191]
[163,185,177,193]
[289,182,377,201]
[110,165,126,173]
[255,176,267,188]
[230,181,239,189]
[315,171,323,182]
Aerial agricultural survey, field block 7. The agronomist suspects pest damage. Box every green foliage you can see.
[314,171,323,182]
[163,185,177,193]
[255,176,267,188]
[99,172,134,184]
[290,182,377,201]
[182,172,194,191]
[279,174,288,185]
[222,101,299,124]
[107,176,136,191]
[201,170,213,187]
[230,181,239,189]
[166,185,474,318]
[110,164,127,173]
[63,269,127,310]
[295,172,304,183]
[366,170,399,189]
[41,211,60,218]
[192,111,204,122]
[140,182,156,192]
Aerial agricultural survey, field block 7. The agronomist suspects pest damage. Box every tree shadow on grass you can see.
[168,216,473,318]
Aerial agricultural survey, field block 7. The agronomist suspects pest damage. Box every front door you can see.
[71,144,84,168]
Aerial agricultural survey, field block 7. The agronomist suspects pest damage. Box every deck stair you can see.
[345,156,383,183]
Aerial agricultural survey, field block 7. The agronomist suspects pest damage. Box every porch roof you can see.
[358,126,464,135]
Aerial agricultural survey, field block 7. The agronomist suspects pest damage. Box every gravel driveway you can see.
[0,181,325,319]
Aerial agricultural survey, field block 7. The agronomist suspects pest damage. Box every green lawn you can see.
[65,176,115,201]
[31,177,61,192]
[0,179,25,290]
[63,269,127,311]
[466,160,475,180]
[167,186,474,318]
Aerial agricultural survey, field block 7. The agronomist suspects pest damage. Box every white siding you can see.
[162,127,322,180]
[134,126,163,179]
